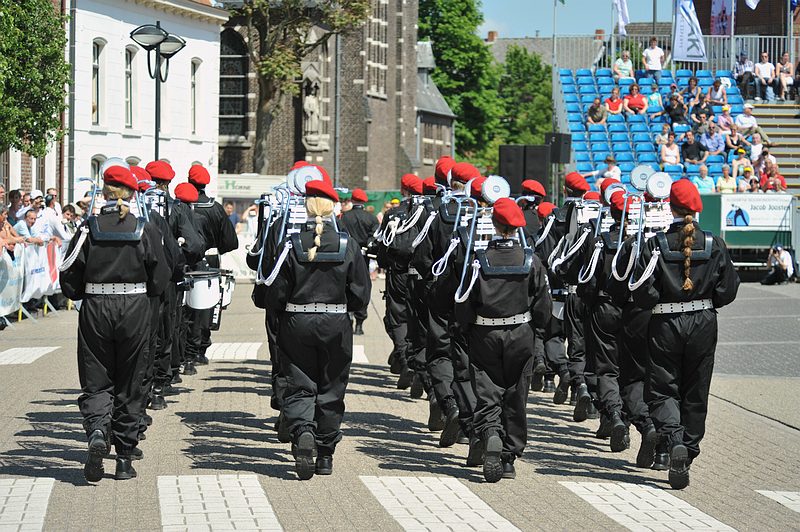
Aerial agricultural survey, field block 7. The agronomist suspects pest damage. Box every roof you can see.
[417,41,436,70]
[490,37,604,71]
[621,22,673,36]
[416,72,455,118]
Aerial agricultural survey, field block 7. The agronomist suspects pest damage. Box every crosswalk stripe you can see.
[205,342,262,360]
[756,490,800,513]
[157,474,282,531]
[0,478,55,531]
[0,347,59,365]
[360,475,520,531]
[352,344,369,364]
[561,481,735,531]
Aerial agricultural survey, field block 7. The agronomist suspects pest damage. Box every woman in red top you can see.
[760,162,787,192]
[623,84,648,115]
[605,87,624,115]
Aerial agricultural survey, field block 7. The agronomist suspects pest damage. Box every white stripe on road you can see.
[205,342,262,360]
[0,347,59,365]
[756,490,800,513]
[0,478,55,531]
[352,344,369,364]
[561,481,735,531]
[360,476,520,531]
[158,475,282,531]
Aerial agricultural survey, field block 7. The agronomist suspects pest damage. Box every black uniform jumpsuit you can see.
[632,221,739,462]
[339,204,379,326]
[61,205,170,457]
[266,221,371,455]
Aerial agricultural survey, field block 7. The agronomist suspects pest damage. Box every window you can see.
[36,156,46,192]
[191,59,200,135]
[319,44,330,138]
[366,0,388,97]
[92,41,103,125]
[0,150,9,192]
[90,155,106,182]
[219,30,248,138]
[125,48,135,128]
[125,156,141,166]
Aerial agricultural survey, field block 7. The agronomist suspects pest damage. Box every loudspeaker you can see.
[524,145,550,191]
[546,132,572,164]
[499,145,525,193]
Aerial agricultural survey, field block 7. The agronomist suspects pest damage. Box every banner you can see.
[721,194,792,231]
[673,0,708,63]
[614,0,630,36]
[0,249,25,315]
[710,0,733,35]
[44,241,61,296]
[20,244,50,303]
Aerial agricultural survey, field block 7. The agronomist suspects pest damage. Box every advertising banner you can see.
[721,194,792,231]
[0,249,25,315]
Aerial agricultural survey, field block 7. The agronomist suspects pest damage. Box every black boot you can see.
[636,424,659,468]
[315,453,333,475]
[294,430,317,481]
[553,372,570,405]
[130,447,144,461]
[652,441,670,471]
[410,373,424,399]
[482,432,503,483]
[465,436,483,467]
[160,383,179,396]
[586,402,600,420]
[438,398,460,448]
[183,361,197,376]
[502,460,516,480]
[115,457,137,480]
[668,444,690,490]
[150,394,167,411]
[354,321,364,336]
[143,414,153,426]
[171,373,183,385]
[456,429,469,445]
[277,412,291,444]
[396,368,414,390]
[543,379,556,394]
[569,386,577,406]
[84,430,106,483]
[531,359,546,391]
[572,384,591,422]
[196,354,209,365]
[595,414,613,439]
[609,412,630,452]
[427,399,445,432]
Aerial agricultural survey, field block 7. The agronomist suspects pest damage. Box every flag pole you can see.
[730,0,736,69]
[551,0,558,132]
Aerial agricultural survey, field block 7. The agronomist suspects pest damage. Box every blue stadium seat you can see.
[640,85,653,95]
[716,69,733,79]
[648,105,665,115]
[616,153,634,163]
[576,152,591,162]
[686,174,700,182]
[573,141,588,152]
[563,85,576,94]
[593,152,610,163]
[725,86,741,95]
[591,142,611,152]
[559,68,573,76]
[708,163,724,175]
[730,104,744,115]
[650,123,665,133]
[569,123,585,133]
[627,114,647,124]
[560,76,575,86]
[658,78,674,88]
[630,123,649,133]
[610,132,629,143]
[568,113,583,123]
[676,77,691,88]
[648,163,661,172]
[698,77,714,88]
[571,132,587,142]
[577,77,595,87]
[707,154,725,164]
[587,124,607,133]
[607,114,625,124]
[576,68,593,77]
[632,133,651,143]
[638,153,658,163]
[608,123,628,134]
[564,94,579,103]
[566,103,582,113]
[581,94,597,104]
[599,88,613,98]
[711,105,723,114]
[596,68,613,78]
[676,69,693,78]
[579,87,599,97]
[619,162,636,173]
[728,95,743,105]
[589,132,609,142]
[597,77,614,87]
[673,123,690,135]
[612,142,632,152]
[583,103,594,113]
[661,71,675,81]
[619,175,631,184]
[619,78,634,88]
[576,162,593,173]
[635,142,655,153]
[664,163,683,173]
[685,163,701,174]
[669,173,684,182]
[696,69,713,78]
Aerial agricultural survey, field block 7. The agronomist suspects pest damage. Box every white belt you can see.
[86,282,147,295]
[285,302,347,313]
[475,311,532,326]
[205,247,219,256]
[568,285,577,294]
[651,299,714,315]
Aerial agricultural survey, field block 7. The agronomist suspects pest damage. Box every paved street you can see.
[0,281,799,531]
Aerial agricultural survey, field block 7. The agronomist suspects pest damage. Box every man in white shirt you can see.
[734,104,772,144]
[754,51,777,101]
[613,50,634,81]
[761,244,794,284]
[642,37,665,82]
[46,188,62,216]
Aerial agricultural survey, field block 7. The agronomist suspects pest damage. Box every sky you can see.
[479,0,675,39]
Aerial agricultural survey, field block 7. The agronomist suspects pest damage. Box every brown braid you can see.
[680,214,695,291]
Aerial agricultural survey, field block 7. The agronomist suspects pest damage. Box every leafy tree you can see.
[0,0,69,158]
[235,0,369,174]
[419,0,502,159]
[498,45,552,146]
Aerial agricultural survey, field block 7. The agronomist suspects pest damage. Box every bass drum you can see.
[185,270,221,310]
[220,269,236,309]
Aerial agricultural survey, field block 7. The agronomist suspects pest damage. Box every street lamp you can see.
[130,21,186,160]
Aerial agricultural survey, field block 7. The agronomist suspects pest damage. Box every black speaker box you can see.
[546,132,572,164]
[499,145,525,193]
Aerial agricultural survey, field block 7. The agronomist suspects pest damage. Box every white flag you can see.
[614,0,631,36]
[745,0,760,9]
[673,0,708,63]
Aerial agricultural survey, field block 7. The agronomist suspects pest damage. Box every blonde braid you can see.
[680,214,695,291]
[306,197,335,261]
[103,184,132,220]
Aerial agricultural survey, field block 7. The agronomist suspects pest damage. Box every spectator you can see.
[7,189,22,225]
[224,201,238,228]
[646,82,663,112]
[735,104,773,145]
[716,165,738,193]
[699,122,725,157]
[691,165,716,193]
[642,37,665,82]
[0,183,4,205]
[623,84,648,115]
[654,123,671,146]
[776,52,794,101]
[739,166,760,192]
[41,193,69,243]
[599,155,621,182]
[692,112,711,136]
[717,105,734,135]
[680,77,703,107]
[61,204,79,237]
[45,187,62,216]
[653,94,688,125]
[586,97,607,125]
[734,52,755,100]
[605,87,624,115]
[0,204,25,257]
[761,245,793,285]
[754,51,777,101]
[706,78,728,106]
[681,130,708,165]
[795,58,800,101]
[660,131,681,167]
[749,132,765,161]
[725,123,750,156]
[22,192,31,208]
[753,146,776,175]
[12,208,44,246]
[691,97,714,125]
[760,162,786,192]
[731,147,753,177]
[613,50,635,81]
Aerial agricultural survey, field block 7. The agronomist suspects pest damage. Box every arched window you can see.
[90,155,107,182]
[125,156,141,166]
[219,29,248,138]
[125,47,137,128]
[92,39,106,125]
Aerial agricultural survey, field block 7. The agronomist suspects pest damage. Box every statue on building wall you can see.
[303,80,321,143]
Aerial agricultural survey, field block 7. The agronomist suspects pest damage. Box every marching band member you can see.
[455,198,551,482]
[266,179,371,480]
[61,163,170,481]
[632,179,739,489]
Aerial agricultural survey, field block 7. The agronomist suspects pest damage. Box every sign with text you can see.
[721,194,792,231]
[216,174,285,199]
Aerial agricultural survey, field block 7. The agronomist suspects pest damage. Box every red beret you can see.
[291,160,310,170]
[670,178,703,213]
[599,178,621,196]
[145,160,175,181]
[492,198,526,228]
[188,165,211,186]
[435,156,456,185]
[565,171,590,193]
[305,179,339,203]
[351,188,368,203]
[174,182,199,203]
[401,173,423,195]
[450,162,480,184]
[103,165,137,191]
[470,176,487,199]
[583,191,601,201]
[521,179,546,196]
[314,165,333,186]
[537,202,556,218]
[422,176,437,194]
[609,191,630,213]
[130,166,152,192]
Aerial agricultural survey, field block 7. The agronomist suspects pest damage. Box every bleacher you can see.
[560,67,746,186]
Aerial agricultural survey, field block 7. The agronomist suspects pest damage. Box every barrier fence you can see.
[0,241,64,325]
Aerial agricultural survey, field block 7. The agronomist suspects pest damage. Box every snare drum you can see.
[185,271,221,310]
[219,269,236,309]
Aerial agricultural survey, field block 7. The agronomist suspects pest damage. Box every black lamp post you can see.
[130,21,186,160]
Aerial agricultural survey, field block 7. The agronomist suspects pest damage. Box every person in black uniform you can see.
[266,179,371,480]
[60,163,170,481]
[184,164,239,367]
[338,187,378,335]
[632,179,739,489]
[455,198,551,482]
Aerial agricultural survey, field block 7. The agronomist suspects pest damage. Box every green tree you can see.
[419,0,502,159]
[0,0,69,158]
[236,0,369,174]
[498,45,552,146]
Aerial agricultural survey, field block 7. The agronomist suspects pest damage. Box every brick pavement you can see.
[0,282,797,531]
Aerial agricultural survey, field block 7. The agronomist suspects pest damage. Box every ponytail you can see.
[116,198,130,220]
[305,197,335,261]
[102,184,133,220]
[680,214,695,291]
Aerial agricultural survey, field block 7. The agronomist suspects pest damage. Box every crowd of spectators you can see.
[734,51,799,102]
